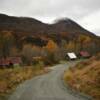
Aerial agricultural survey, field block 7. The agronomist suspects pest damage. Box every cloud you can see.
[0,0,100,17]
[78,10,100,36]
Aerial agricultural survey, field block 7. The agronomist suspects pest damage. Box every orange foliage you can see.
[45,40,57,52]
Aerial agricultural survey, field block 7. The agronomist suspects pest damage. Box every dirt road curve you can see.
[9,62,90,100]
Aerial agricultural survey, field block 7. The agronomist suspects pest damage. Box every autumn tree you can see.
[21,44,34,65]
[0,31,15,58]
[77,35,92,51]
[66,41,76,52]
[9,47,19,57]
[45,40,57,52]
[21,44,42,65]
[43,40,61,63]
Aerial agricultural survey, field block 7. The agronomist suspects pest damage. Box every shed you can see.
[79,51,90,58]
[0,57,22,67]
[66,52,77,60]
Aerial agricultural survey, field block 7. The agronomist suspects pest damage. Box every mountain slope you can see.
[0,14,96,37]
[0,13,100,54]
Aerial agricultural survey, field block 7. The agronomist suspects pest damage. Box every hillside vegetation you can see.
[64,54,100,100]
[0,14,100,66]
[0,14,100,100]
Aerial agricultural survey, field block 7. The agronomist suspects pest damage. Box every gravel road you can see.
[9,62,90,100]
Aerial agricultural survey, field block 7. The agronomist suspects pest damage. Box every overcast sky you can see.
[0,0,100,36]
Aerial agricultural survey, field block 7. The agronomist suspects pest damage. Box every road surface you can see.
[9,62,90,100]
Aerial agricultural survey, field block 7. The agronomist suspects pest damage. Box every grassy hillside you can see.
[64,54,100,100]
[0,64,49,100]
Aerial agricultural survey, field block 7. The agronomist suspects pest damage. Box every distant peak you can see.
[52,18,76,26]
[54,18,71,23]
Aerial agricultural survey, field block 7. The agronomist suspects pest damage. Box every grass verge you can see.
[0,65,49,100]
[64,55,100,100]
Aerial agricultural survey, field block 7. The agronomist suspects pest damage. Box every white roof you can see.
[67,53,77,59]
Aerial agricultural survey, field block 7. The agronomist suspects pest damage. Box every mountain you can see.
[0,14,96,37]
[0,13,100,54]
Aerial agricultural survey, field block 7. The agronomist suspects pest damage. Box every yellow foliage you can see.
[78,35,92,44]
[66,41,75,51]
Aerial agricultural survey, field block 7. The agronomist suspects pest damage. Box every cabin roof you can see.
[0,57,21,65]
[80,51,90,57]
[67,52,77,59]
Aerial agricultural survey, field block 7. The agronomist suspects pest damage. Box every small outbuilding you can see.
[0,57,22,67]
[79,51,90,58]
[66,52,77,60]
[9,57,22,66]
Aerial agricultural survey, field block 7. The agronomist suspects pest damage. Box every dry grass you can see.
[0,65,48,98]
[64,54,100,100]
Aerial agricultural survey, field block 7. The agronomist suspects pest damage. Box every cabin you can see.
[0,58,10,67]
[66,52,77,60]
[0,57,22,67]
[9,57,22,66]
[79,51,90,58]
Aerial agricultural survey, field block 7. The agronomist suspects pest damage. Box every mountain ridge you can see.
[0,13,96,37]
[0,13,100,55]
